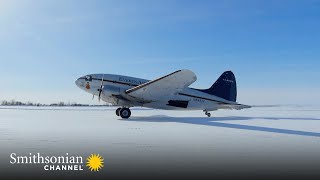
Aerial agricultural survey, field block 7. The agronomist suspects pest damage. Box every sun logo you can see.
[86,154,104,172]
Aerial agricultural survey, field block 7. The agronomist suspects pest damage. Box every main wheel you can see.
[119,108,131,119]
[116,108,121,116]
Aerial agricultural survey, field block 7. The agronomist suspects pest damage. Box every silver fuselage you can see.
[75,74,238,111]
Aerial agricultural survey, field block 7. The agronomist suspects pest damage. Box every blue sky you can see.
[0,0,320,105]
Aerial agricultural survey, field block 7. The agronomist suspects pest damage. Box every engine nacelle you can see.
[101,85,133,106]
[102,85,122,97]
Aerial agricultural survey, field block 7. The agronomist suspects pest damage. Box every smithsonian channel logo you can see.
[9,153,104,172]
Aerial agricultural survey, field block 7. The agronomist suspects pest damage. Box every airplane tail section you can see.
[200,71,237,102]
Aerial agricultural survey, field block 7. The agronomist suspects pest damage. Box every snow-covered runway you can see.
[1,106,320,178]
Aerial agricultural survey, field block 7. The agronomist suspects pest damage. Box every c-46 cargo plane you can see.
[75,70,251,119]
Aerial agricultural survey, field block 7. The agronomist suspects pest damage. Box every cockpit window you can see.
[85,75,92,81]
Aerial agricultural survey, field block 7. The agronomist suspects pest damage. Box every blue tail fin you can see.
[199,71,237,102]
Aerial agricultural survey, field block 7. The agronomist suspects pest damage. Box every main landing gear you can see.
[204,110,211,117]
[116,107,131,119]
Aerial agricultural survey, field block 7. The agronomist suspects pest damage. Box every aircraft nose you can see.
[75,78,82,87]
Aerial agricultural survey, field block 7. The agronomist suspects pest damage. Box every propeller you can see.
[98,74,104,102]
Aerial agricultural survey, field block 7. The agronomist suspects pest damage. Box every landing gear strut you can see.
[204,110,211,117]
[116,107,131,119]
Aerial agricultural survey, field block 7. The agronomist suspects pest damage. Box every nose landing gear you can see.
[116,107,131,119]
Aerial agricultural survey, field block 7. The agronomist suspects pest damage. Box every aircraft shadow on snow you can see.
[125,116,320,138]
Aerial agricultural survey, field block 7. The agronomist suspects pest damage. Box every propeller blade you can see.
[98,74,104,102]
[98,91,102,102]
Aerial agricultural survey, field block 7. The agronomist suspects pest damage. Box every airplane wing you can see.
[125,69,197,102]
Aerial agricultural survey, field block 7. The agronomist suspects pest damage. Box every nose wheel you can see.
[116,107,131,119]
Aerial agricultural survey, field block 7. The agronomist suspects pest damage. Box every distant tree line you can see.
[0,100,94,106]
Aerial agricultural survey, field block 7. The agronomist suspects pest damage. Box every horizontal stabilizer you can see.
[219,104,251,110]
